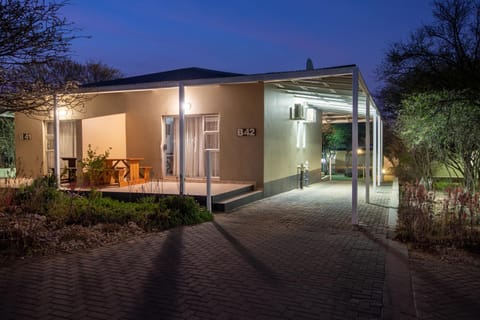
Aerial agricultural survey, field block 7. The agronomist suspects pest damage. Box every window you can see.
[45,121,77,172]
[163,114,220,178]
[204,115,220,150]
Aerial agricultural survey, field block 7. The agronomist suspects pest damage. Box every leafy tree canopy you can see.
[398,90,480,191]
[377,0,480,119]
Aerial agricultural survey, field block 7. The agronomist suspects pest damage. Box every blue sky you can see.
[61,0,435,91]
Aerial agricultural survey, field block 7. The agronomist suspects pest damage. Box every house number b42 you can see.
[237,128,256,137]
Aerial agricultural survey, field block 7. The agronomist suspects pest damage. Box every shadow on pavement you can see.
[368,202,398,210]
[134,227,184,319]
[212,221,282,288]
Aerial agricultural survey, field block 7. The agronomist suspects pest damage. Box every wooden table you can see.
[105,158,146,187]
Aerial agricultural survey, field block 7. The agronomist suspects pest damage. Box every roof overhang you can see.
[79,65,380,122]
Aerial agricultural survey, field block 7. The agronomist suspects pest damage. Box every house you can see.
[14,65,384,207]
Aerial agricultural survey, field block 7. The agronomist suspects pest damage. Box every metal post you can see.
[365,96,370,203]
[351,68,359,226]
[329,156,332,181]
[377,116,381,187]
[374,116,377,186]
[206,150,212,212]
[380,119,384,183]
[53,95,61,187]
[179,83,185,195]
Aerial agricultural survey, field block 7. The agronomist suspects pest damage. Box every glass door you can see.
[163,114,220,178]
[163,116,176,176]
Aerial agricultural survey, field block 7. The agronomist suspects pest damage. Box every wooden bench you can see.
[139,166,152,182]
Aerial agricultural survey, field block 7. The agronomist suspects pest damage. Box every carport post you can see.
[179,83,185,196]
[351,68,359,225]
[377,116,381,186]
[380,119,384,183]
[365,96,370,203]
[53,94,61,188]
[373,111,377,191]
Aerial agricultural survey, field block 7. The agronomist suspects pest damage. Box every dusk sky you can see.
[61,0,435,92]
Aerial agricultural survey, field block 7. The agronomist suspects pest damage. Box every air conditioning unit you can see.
[290,103,306,120]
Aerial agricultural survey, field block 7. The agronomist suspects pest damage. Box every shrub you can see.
[14,174,61,215]
[397,181,480,251]
[78,144,111,187]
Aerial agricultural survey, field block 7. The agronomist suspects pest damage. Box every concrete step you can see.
[212,184,255,203]
[213,190,264,212]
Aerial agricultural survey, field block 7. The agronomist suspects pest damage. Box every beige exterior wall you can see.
[15,84,265,186]
[82,114,127,158]
[16,83,264,187]
[263,84,323,184]
[122,89,177,179]
[14,113,45,177]
[186,84,264,186]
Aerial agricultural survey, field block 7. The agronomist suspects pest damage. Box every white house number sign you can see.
[237,128,256,137]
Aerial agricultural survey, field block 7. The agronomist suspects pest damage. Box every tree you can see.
[12,58,123,116]
[377,0,480,120]
[398,91,480,192]
[0,0,77,115]
[322,123,348,152]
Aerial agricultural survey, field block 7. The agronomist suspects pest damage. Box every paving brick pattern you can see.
[410,252,480,320]
[0,182,391,319]
[3,181,477,319]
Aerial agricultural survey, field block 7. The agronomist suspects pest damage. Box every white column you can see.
[380,119,384,183]
[206,150,212,212]
[53,95,61,187]
[179,83,185,195]
[377,116,382,186]
[374,116,376,186]
[365,96,370,203]
[351,68,359,225]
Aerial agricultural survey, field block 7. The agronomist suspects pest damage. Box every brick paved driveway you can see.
[2,181,476,319]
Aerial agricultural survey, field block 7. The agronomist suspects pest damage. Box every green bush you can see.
[14,174,60,215]
[78,144,111,187]
[433,180,461,191]
[10,176,213,230]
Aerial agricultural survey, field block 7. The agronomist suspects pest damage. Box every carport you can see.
[267,65,384,224]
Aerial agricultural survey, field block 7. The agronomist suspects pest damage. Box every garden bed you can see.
[0,176,213,264]
[396,181,480,253]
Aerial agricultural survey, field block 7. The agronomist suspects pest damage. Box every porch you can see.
[63,180,263,212]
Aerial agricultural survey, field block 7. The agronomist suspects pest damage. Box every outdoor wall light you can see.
[56,107,71,120]
[182,102,192,112]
